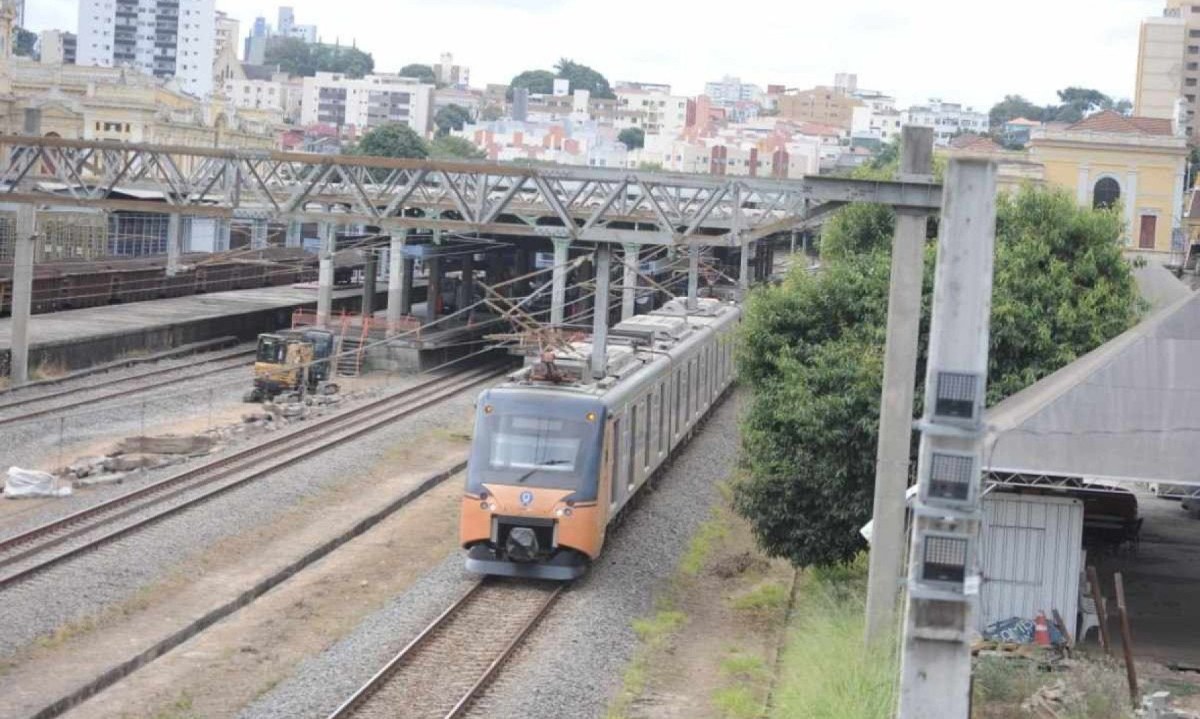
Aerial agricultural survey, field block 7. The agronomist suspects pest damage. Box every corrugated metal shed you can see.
[984,291,1200,486]
[979,493,1084,631]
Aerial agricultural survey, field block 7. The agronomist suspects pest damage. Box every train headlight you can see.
[555,507,573,517]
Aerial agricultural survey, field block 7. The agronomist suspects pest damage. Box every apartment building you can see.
[777,86,860,129]
[1133,2,1200,138]
[76,0,215,97]
[300,72,434,134]
[433,53,469,89]
[850,91,902,142]
[38,30,77,65]
[615,87,693,135]
[703,76,763,108]
[902,99,989,145]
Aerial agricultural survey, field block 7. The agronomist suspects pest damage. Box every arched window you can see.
[1093,177,1121,209]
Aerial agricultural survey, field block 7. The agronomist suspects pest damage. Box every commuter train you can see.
[459,296,741,580]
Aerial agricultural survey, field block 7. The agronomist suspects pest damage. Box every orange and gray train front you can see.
[460,388,607,580]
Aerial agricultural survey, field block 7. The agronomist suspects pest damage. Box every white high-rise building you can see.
[76,0,216,97]
[301,72,435,134]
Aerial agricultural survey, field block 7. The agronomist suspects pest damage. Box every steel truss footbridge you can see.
[0,135,941,247]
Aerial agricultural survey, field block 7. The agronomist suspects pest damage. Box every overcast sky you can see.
[29,0,1164,110]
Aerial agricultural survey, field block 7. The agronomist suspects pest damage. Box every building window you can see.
[1191,45,1200,54]
[1093,177,1121,210]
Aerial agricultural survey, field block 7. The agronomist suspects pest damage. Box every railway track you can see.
[328,579,564,719]
[0,347,256,427]
[0,362,508,591]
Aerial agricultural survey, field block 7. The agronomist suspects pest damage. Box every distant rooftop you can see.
[1065,110,1174,136]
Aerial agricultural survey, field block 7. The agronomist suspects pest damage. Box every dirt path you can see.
[0,427,471,719]
[609,500,796,719]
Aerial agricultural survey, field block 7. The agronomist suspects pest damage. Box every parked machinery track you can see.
[0,347,257,427]
[0,362,509,591]
[328,579,564,719]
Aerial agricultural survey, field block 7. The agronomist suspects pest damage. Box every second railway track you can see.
[0,346,256,427]
[328,578,564,719]
[0,362,509,591]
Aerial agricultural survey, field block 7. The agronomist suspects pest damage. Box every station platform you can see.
[364,306,507,373]
[0,284,385,377]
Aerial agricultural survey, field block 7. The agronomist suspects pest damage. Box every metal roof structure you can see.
[0,135,941,247]
[983,290,1200,489]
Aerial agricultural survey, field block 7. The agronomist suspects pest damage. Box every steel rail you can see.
[0,364,507,590]
[0,349,256,426]
[444,583,565,718]
[327,580,564,719]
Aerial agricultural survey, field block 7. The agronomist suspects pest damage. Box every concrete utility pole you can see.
[550,237,570,326]
[316,221,335,327]
[386,233,406,333]
[865,126,935,645]
[458,249,474,313]
[621,242,638,320]
[9,204,35,386]
[591,244,611,379]
[898,157,998,719]
[738,242,750,297]
[165,212,182,277]
[686,245,699,311]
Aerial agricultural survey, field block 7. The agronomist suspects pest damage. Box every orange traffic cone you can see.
[1033,611,1051,646]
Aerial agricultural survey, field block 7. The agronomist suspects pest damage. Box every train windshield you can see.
[489,415,585,476]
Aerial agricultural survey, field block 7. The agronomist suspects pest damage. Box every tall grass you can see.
[770,556,897,719]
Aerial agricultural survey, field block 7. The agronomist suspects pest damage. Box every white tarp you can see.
[4,467,72,498]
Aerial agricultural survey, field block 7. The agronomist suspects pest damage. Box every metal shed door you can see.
[978,494,1084,633]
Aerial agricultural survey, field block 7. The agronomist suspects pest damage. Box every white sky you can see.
[28,0,1164,111]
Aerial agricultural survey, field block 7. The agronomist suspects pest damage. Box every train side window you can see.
[645,394,653,470]
[662,381,672,456]
[673,371,681,438]
[684,361,691,420]
[610,418,621,507]
[628,404,638,490]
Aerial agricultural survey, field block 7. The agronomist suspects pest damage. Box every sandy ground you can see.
[0,426,472,719]
[613,501,795,719]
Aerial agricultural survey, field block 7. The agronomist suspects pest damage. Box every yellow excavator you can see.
[245,328,339,402]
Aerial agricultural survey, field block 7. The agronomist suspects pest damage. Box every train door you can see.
[598,418,615,537]
[609,416,622,514]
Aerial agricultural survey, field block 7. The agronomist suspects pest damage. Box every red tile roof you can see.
[1066,110,1174,136]
[949,133,1003,152]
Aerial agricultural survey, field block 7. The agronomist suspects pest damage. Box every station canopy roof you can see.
[984,290,1200,487]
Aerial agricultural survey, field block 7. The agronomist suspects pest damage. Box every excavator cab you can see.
[245,329,338,402]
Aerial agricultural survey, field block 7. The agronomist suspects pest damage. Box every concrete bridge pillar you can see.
[550,238,570,326]
[686,245,699,312]
[386,234,407,334]
[458,249,475,314]
[361,248,378,317]
[166,213,182,277]
[317,221,336,327]
[621,243,638,320]
[9,205,35,386]
[591,244,611,380]
[738,242,750,297]
[426,253,442,322]
[251,219,268,250]
[285,219,302,248]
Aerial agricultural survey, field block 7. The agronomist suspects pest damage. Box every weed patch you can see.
[731,581,790,613]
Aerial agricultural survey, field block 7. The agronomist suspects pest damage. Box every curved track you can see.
[327,579,564,719]
[0,363,508,590]
[0,347,256,428]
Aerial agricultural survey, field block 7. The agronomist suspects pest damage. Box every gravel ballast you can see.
[239,390,743,719]
[0,375,481,658]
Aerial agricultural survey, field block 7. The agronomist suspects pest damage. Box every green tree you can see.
[508,69,556,99]
[354,123,428,160]
[434,104,472,137]
[265,38,374,78]
[480,104,505,122]
[988,94,1044,128]
[14,27,35,58]
[554,58,614,99]
[734,186,1143,568]
[618,127,645,150]
[431,135,486,160]
[400,63,437,85]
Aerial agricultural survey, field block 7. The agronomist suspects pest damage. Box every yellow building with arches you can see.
[1029,111,1188,253]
